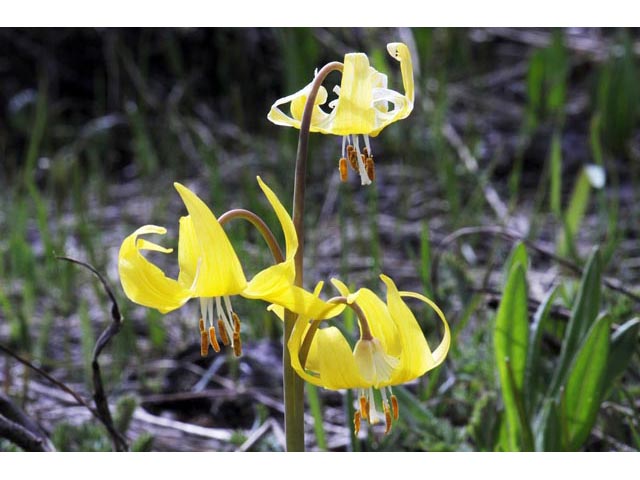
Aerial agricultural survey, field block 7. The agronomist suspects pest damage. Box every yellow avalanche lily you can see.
[287,274,450,434]
[119,176,342,356]
[268,43,414,186]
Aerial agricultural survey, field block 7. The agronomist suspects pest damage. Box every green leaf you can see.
[549,132,562,216]
[603,317,640,396]
[548,248,602,397]
[503,242,528,287]
[535,398,562,451]
[557,167,594,258]
[524,285,560,414]
[563,313,611,450]
[494,263,530,450]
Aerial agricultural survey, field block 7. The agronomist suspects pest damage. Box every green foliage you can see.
[492,247,638,451]
[494,261,530,450]
[526,30,568,130]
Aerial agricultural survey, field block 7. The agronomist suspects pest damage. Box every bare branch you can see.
[56,256,128,452]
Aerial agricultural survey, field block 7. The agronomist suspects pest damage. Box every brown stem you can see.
[298,296,371,369]
[57,256,129,452]
[218,208,285,264]
[285,60,344,452]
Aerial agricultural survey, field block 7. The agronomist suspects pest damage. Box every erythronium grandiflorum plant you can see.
[268,43,414,186]
[120,40,433,451]
[118,176,343,357]
[280,275,450,435]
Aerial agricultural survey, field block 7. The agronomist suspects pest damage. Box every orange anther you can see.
[198,318,205,333]
[233,332,242,357]
[339,158,348,182]
[218,319,230,346]
[348,149,358,171]
[208,326,220,353]
[232,312,241,333]
[354,411,361,435]
[391,394,399,420]
[384,405,392,434]
[359,396,368,420]
[362,147,369,157]
[200,331,209,357]
[365,157,375,182]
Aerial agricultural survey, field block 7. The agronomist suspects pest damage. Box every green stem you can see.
[285,61,343,452]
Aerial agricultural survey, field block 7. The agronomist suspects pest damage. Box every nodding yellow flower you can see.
[118,176,342,357]
[268,42,414,186]
[286,275,450,435]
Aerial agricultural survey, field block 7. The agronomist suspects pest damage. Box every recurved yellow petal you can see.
[174,183,247,297]
[380,274,450,384]
[267,82,334,132]
[256,176,297,261]
[118,225,193,314]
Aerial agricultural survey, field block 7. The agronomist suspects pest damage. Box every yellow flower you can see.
[268,43,414,185]
[119,176,342,356]
[286,274,450,434]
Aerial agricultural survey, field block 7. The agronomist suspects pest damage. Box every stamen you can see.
[216,297,234,341]
[354,136,371,186]
[384,404,392,434]
[362,147,369,158]
[208,326,220,353]
[198,317,205,334]
[200,298,209,327]
[339,157,348,182]
[363,134,372,157]
[347,145,358,171]
[232,312,241,333]
[354,411,361,435]
[218,318,230,346]
[232,312,242,356]
[233,332,242,357]
[365,157,376,182]
[391,394,399,420]
[368,387,378,423]
[200,331,209,357]
[342,135,347,158]
[359,395,368,420]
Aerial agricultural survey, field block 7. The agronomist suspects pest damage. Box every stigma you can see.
[198,296,242,357]
[339,134,375,185]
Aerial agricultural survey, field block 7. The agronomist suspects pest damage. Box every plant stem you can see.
[218,208,285,264]
[285,61,343,452]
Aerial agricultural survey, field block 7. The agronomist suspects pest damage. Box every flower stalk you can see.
[285,61,344,451]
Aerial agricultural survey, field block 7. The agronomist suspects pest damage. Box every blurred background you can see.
[0,27,639,451]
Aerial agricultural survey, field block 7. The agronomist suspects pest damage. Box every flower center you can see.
[338,134,375,185]
[198,296,242,357]
[353,386,399,435]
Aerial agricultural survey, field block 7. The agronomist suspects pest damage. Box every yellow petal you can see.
[286,281,337,386]
[256,177,297,261]
[118,225,193,314]
[330,53,376,135]
[387,42,414,108]
[400,290,451,369]
[267,81,334,133]
[316,326,368,390]
[174,183,247,297]
[350,288,399,357]
[380,274,450,384]
[177,215,199,289]
[288,317,324,387]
